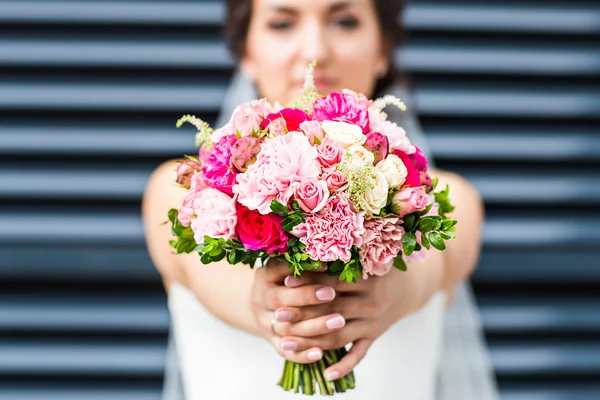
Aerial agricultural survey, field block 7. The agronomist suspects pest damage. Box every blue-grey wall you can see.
[0,1,599,399]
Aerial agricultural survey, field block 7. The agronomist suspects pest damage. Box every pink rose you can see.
[190,188,237,242]
[393,149,421,188]
[202,134,238,195]
[236,205,288,254]
[293,178,330,213]
[291,194,365,263]
[231,136,263,172]
[321,169,349,192]
[299,120,325,145]
[260,108,309,133]
[261,117,287,137]
[390,186,428,216]
[363,132,389,165]
[233,131,320,214]
[177,171,209,227]
[175,159,201,188]
[230,99,271,137]
[315,137,343,168]
[359,217,405,278]
[312,92,370,134]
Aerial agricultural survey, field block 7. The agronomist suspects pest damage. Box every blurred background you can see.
[0,0,599,399]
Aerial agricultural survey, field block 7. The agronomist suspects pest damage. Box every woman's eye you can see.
[268,20,293,31]
[333,17,359,29]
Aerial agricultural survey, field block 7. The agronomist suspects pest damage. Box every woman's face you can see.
[242,0,389,106]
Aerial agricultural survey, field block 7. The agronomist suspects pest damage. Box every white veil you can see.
[162,69,500,400]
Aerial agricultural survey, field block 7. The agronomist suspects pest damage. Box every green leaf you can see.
[329,260,345,273]
[403,213,417,232]
[402,232,417,256]
[227,249,237,265]
[440,231,456,240]
[393,256,407,271]
[288,237,299,248]
[290,200,301,212]
[429,232,446,250]
[417,217,441,233]
[431,177,439,191]
[270,199,289,217]
[169,239,177,249]
[212,251,226,262]
[168,208,178,224]
[421,233,430,250]
[200,252,212,264]
[281,216,300,232]
[181,226,194,240]
[441,219,458,231]
[209,247,223,257]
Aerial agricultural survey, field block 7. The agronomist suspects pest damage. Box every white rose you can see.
[363,167,389,215]
[376,154,408,189]
[322,120,366,149]
[346,145,375,166]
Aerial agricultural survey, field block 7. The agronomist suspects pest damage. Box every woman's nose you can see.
[298,21,331,64]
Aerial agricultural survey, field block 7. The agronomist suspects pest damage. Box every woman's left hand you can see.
[268,257,444,381]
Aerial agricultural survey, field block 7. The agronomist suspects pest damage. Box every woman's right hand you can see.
[251,261,343,364]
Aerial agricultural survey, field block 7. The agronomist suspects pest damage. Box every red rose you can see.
[236,205,289,254]
[260,108,310,132]
[393,149,421,188]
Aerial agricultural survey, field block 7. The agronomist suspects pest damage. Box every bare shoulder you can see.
[142,159,187,289]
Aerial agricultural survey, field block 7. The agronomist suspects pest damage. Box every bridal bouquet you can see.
[167,63,457,395]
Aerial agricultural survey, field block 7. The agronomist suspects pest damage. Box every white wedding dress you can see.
[160,70,500,400]
[169,282,446,400]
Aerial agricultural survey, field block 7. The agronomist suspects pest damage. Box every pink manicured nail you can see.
[316,286,335,301]
[274,310,293,322]
[326,371,340,381]
[307,350,322,361]
[280,341,298,351]
[325,315,345,330]
[284,276,302,287]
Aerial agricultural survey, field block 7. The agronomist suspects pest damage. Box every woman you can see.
[143,0,498,398]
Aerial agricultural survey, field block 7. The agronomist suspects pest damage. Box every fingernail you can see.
[307,350,322,361]
[325,315,345,330]
[326,371,340,381]
[284,276,302,287]
[274,310,293,322]
[280,341,298,351]
[316,286,335,301]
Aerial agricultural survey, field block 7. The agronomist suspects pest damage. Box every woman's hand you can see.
[250,260,345,364]
[270,251,445,380]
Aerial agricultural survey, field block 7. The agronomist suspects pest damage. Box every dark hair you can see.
[224,0,406,97]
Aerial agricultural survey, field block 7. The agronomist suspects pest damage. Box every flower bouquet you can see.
[167,62,457,395]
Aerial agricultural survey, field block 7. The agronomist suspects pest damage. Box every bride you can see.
[143,0,499,398]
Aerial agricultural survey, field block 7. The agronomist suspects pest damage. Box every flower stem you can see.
[293,362,300,393]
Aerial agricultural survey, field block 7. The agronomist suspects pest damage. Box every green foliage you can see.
[271,199,306,232]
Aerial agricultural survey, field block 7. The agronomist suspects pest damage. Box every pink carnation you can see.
[312,92,370,134]
[202,134,238,195]
[190,188,237,242]
[291,194,365,263]
[178,171,209,227]
[233,131,321,214]
[230,99,271,137]
[359,217,405,278]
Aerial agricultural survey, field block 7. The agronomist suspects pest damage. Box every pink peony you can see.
[293,177,330,213]
[202,134,238,195]
[175,159,201,188]
[322,169,349,192]
[230,99,271,137]
[236,205,288,254]
[316,137,344,168]
[233,131,321,214]
[410,145,428,172]
[359,217,405,278]
[260,108,309,133]
[190,188,237,242]
[363,132,389,165]
[177,171,209,227]
[393,149,421,188]
[390,186,429,216]
[299,120,325,145]
[231,136,263,172]
[312,92,370,134]
[291,194,365,263]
